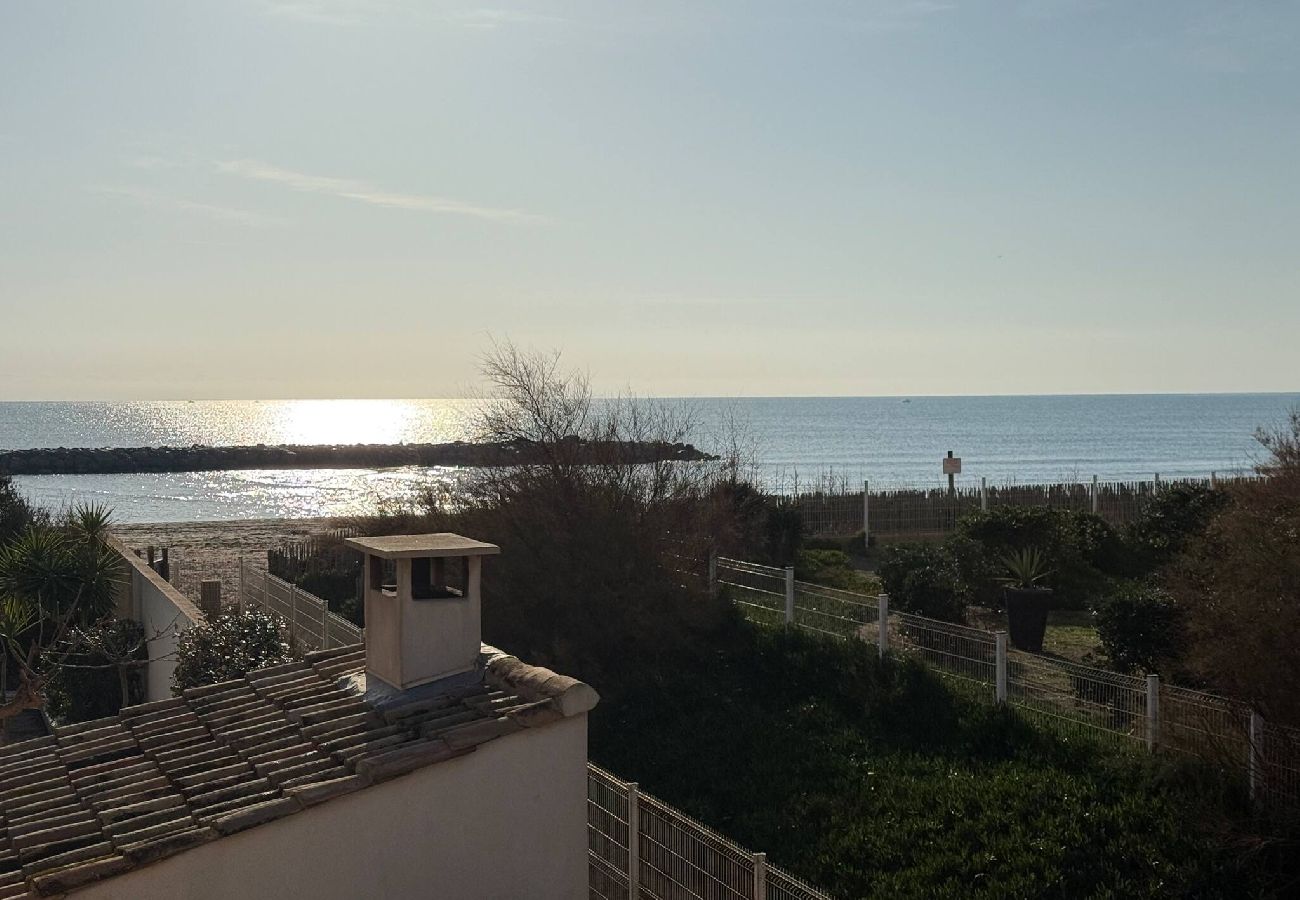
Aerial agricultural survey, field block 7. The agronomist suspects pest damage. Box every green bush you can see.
[1123,482,1228,576]
[877,543,966,622]
[1093,582,1187,674]
[954,507,1122,609]
[0,475,45,546]
[172,611,294,693]
[592,625,1274,899]
[46,619,146,723]
[794,548,871,591]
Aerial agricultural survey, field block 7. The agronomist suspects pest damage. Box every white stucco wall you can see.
[75,713,591,900]
[108,535,202,702]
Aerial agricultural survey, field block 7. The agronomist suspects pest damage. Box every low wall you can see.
[108,534,206,702]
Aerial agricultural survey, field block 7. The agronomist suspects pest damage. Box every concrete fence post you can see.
[263,569,271,613]
[877,594,889,659]
[708,550,718,598]
[1210,470,1218,490]
[980,476,988,512]
[862,480,870,550]
[752,852,767,900]
[289,583,299,646]
[1146,674,1161,752]
[995,632,1008,704]
[627,782,641,895]
[1248,711,1263,803]
[784,567,795,626]
[1091,475,1099,514]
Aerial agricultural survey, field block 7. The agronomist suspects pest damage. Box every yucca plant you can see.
[0,503,124,728]
[996,546,1052,590]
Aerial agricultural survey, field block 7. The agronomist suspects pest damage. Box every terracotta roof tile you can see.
[0,643,596,897]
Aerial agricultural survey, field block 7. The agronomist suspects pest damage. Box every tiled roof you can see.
[0,645,598,898]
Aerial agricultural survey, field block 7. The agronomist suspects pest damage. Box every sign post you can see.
[942,451,962,496]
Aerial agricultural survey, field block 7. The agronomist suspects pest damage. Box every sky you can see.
[1,0,1297,400]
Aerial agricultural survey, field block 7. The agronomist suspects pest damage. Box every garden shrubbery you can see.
[592,625,1275,899]
[874,484,1231,647]
[877,543,966,621]
[172,610,294,693]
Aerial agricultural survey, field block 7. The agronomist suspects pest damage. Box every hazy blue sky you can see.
[1,1,1297,399]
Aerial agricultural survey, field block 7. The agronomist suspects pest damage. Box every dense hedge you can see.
[590,626,1274,899]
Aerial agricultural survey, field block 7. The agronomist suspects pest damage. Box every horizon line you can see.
[2,389,1299,404]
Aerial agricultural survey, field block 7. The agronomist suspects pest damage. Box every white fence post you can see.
[995,632,1008,704]
[980,476,988,512]
[264,569,271,615]
[877,594,889,659]
[238,558,247,614]
[1146,674,1160,752]
[862,480,870,550]
[1248,711,1263,803]
[708,550,718,599]
[784,567,795,626]
[627,782,641,896]
[752,852,767,900]
[1091,475,1099,514]
[289,583,299,646]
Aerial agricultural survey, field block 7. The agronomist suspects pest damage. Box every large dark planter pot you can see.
[1005,588,1052,652]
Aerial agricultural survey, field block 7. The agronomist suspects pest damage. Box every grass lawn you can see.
[589,623,1278,899]
[967,607,1104,665]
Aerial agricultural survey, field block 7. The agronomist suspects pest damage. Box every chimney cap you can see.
[345,533,501,559]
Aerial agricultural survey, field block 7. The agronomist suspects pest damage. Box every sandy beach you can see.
[112,518,352,610]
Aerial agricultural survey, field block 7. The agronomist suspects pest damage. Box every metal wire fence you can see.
[892,612,997,687]
[714,554,1300,811]
[588,764,835,900]
[716,558,876,640]
[237,557,363,651]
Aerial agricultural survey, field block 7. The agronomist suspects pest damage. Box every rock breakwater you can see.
[0,440,715,476]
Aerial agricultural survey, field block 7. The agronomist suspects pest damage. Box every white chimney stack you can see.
[344,533,500,691]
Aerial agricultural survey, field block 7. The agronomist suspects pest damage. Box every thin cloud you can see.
[216,159,547,224]
[89,185,285,227]
[263,1,377,26]
[442,9,568,30]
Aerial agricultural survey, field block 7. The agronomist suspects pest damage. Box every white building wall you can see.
[75,713,591,900]
[108,536,202,702]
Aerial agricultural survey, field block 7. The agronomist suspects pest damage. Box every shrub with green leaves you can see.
[46,618,147,723]
[877,543,966,622]
[1123,482,1228,576]
[1093,582,1187,674]
[954,506,1122,608]
[592,625,1277,899]
[794,548,873,591]
[172,611,294,693]
[0,475,45,547]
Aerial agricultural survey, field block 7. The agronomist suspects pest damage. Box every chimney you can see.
[344,533,500,691]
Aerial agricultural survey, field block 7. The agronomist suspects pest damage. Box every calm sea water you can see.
[2,395,1295,523]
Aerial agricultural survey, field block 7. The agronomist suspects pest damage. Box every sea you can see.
[2,394,1296,523]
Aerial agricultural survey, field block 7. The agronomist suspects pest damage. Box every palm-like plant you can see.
[0,503,123,727]
[996,546,1052,590]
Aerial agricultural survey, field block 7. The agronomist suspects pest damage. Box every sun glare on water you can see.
[266,400,428,447]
